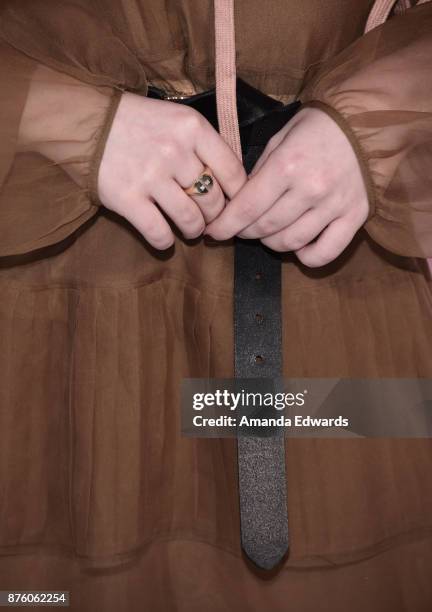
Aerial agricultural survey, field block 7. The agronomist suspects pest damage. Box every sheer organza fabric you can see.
[0,2,431,259]
[2,2,432,611]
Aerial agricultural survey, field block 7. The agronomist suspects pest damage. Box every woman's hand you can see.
[205,107,369,267]
[98,92,247,249]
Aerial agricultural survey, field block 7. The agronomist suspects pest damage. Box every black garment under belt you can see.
[148,79,301,570]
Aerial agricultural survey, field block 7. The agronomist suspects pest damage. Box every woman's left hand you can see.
[205,107,369,267]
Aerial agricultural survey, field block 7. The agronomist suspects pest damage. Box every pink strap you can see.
[212,0,429,162]
[212,0,432,277]
[213,0,242,161]
[366,0,429,32]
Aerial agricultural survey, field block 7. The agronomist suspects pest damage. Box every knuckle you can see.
[182,109,204,134]
[183,220,205,239]
[183,223,205,239]
[179,209,205,238]
[281,230,310,252]
[258,215,279,236]
[239,201,258,225]
[116,185,145,212]
[141,215,174,249]
[140,163,160,185]
[331,234,347,255]
[261,236,284,253]
[279,236,293,252]
[158,139,181,161]
[291,236,309,251]
[179,205,201,226]
[150,229,175,250]
[271,151,297,178]
[307,171,330,199]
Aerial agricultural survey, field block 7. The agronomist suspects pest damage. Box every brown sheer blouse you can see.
[1,2,432,611]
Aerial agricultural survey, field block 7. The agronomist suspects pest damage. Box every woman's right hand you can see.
[98,91,247,249]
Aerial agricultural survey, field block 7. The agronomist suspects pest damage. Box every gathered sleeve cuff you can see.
[0,1,147,256]
[299,3,432,258]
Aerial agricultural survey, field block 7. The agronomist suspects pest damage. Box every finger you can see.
[122,198,175,250]
[195,122,247,199]
[152,180,205,239]
[250,114,303,177]
[294,215,358,268]
[174,157,226,223]
[261,207,334,253]
[250,129,287,177]
[238,190,308,239]
[205,149,294,240]
[192,176,226,223]
[174,155,207,188]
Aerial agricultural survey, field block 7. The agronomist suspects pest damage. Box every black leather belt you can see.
[149,79,300,570]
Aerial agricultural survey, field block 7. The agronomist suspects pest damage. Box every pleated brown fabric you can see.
[1,1,432,610]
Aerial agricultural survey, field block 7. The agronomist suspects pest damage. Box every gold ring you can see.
[184,166,214,196]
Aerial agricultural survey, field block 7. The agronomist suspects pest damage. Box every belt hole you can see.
[254,354,265,364]
[254,271,263,281]
[255,313,264,324]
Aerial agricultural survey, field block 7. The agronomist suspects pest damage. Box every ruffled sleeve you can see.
[0,1,147,256]
[299,3,432,258]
